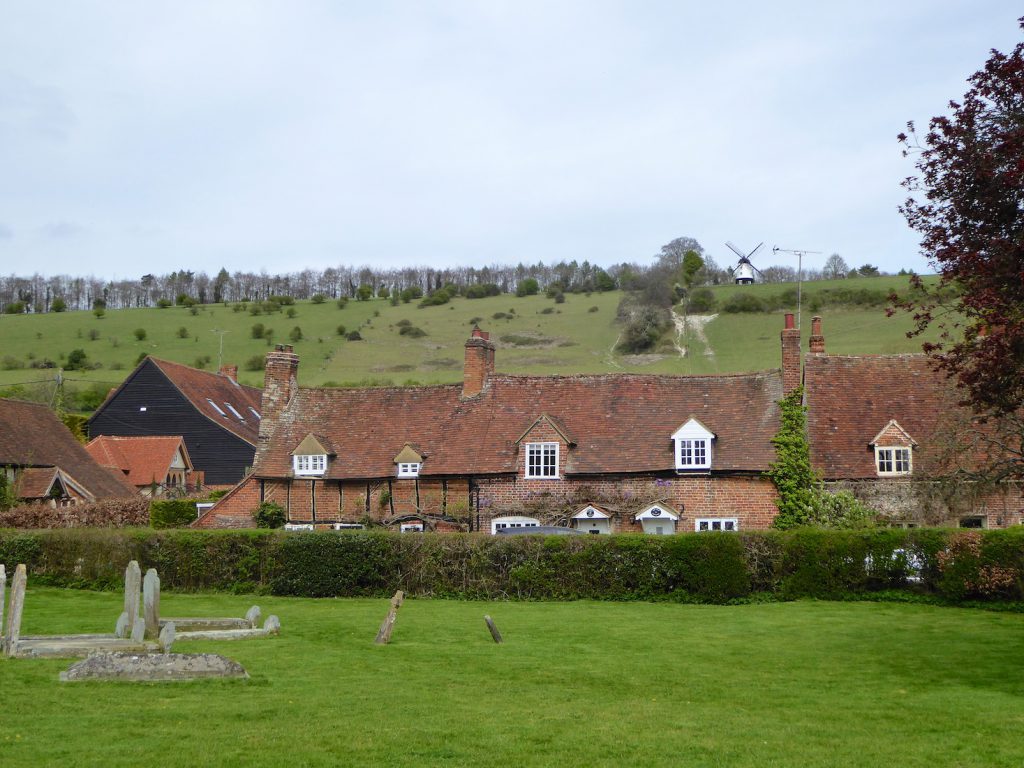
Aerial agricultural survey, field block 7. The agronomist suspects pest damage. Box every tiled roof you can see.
[804,354,961,479]
[148,358,262,445]
[256,371,783,479]
[16,467,61,498]
[0,398,136,498]
[86,435,190,487]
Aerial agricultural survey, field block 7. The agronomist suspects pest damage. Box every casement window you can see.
[672,418,714,471]
[695,517,738,532]
[293,454,327,476]
[875,447,912,476]
[397,462,421,478]
[525,442,559,479]
[678,439,709,468]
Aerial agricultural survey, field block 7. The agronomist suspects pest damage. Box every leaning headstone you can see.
[5,564,27,658]
[0,563,6,645]
[143,569,160,640]
[130,617,145,644]
[484,615,504,644]
[115,611,130,639]
[122,561,141,637]
[244,605,261,629]
[264,615,281,635]
[159,622,175,654]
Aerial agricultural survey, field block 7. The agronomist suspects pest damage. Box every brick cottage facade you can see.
[197,315,1024,532]
[197,323,793,532]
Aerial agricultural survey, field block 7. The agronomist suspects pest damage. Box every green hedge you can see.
[0,527,1022,604]
[149,499,201,529]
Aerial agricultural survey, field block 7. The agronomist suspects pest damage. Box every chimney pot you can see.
[463,327,496,398]
[784,313,795,330]
[809,316,825,355]
[219,364,238,382]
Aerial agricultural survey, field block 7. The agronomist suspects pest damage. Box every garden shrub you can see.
[150,499,200,529]
[254,502,286,529]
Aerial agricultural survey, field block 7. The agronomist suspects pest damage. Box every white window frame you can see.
[293,454,327,476]
[525,442,559,479]
[677,438,709,469]
[695,517,739,532]
[400,522,424,533]
[875,446,912,476]
[397,462,421,478]
[491,516,541,535]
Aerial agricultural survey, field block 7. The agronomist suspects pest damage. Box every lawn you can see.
[1,589,1021,767]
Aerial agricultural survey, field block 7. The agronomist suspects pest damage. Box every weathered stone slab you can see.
[122,561,141,638]
[60,652,248,682]
[143,568,160,640]
[16,636,152,659]
[158,622,175,654]
[159,617,249,632]
[1,563,7,644]
[174,615,281,642]
[4,564,26,658]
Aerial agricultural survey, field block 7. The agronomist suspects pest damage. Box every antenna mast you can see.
[211,329,229,370]
[772,246,821,330]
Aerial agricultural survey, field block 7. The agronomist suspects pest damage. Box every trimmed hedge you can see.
[0,527,1022,604]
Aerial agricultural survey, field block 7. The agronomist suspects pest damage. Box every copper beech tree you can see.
[896,19,1024,419]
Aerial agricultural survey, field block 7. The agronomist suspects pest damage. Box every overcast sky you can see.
[1,1,1020,280]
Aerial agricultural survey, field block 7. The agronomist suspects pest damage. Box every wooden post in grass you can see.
[484,615,503,644]
[375,590,405,645]
[5,564,26,657]
[0,564,6,649]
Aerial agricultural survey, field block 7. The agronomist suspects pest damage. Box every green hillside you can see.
[0,276,942,401]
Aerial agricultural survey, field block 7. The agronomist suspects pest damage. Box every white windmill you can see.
[726,241,765,284]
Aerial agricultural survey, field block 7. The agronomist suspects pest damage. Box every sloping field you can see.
[0,276,942,393]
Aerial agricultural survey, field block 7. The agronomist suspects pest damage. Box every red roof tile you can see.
[256,370,783,479]
[804,354,962,479]
[86,435,191,488]
[0,398,136,498]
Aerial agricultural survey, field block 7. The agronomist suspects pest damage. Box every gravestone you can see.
[143,569,160,640]
[115,612,130,639]
[130,616,145,644]
[122,561,141,638]
[0,563,6,646]
[4,564,26,658]
[264,615,281,635]
[245,605,261,629]
[158,622,175,654]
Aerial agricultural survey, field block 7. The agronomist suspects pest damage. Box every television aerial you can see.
[726,241,765,284]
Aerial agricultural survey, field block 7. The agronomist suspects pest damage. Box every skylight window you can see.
[206,399,227,417]
[248,408,261,421]
[224,403,244,420]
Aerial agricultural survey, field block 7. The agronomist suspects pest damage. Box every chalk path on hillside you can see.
[671,310,717,359]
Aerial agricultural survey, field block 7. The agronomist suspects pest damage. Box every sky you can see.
[0,1,1020,280]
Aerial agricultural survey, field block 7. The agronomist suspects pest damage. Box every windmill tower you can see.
[726,242,764,284]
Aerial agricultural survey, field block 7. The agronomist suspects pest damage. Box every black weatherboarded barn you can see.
[88,357,261,485]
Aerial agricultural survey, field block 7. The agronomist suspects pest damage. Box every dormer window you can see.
[870,420,915,477]
[394,443,425,479]
[525,442,559,479]
[293,454,326,476]
[291,433,333,477]
[875,447,912,476]
[671,417,714,471]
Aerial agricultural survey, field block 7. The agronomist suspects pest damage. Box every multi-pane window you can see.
[876,447,911,475]
[678,439,708,468]
[525,442,559,478]
[293,454,326,476]
[696,518,738,532]
[397,462,421,478]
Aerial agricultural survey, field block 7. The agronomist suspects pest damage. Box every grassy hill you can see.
[0,275,942,402]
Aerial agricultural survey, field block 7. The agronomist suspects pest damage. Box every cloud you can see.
[40,221,86,239]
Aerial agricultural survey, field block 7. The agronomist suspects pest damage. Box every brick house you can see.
[86,435,200,497]
[198,325,792,531]
[803,316,1024,528]
[0,398,136,505]
[88,357,261,486]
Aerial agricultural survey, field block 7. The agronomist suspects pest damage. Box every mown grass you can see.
[0,276,943,393]
[0,588,1021,767]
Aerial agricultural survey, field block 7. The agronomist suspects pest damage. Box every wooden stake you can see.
[484,615,503,644]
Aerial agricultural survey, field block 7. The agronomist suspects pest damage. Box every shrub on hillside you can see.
[721,293,767,313]
[685,287,717,313]
[245,355,265,371]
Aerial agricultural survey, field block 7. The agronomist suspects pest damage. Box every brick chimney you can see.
[463,326,495,398]
[781,313,801,394]
[260,344,299,445]
[219,363,238,382]
[808,316,825,355]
